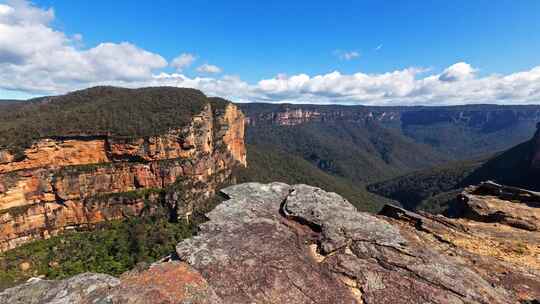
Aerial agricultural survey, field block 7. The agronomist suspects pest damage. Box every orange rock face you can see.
[0,102,246,252]
[0,139,109,174]
[220,104,247,166]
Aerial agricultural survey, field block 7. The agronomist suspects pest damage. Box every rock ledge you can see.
[1,182,539,303]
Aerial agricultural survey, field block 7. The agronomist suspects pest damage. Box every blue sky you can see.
[1,0,539,105]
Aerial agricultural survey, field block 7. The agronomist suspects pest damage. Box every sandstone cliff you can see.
[0,102,246,252]
[2,182,538,303]
[240,103,540,160]
[241,103,540,129]
[243,105,400,126]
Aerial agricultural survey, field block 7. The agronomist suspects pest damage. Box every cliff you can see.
[240,103,540,159]
[2,182,538,303]
[0,96,246,252]
[241,104,400,126]
[241,103,540,129]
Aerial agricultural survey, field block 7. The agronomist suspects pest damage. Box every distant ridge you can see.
[240,102,540,159]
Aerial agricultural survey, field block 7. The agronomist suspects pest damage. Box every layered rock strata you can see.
[0,103,246,252]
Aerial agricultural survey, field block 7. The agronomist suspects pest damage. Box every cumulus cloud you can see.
[246,65,540,105]
[1,0,540,106]
[0,0,166,93]
[171,53,196,71]
[334,50,360,61]
[196,63,222,74]
[438,62,477,82]
[0,0,53,25]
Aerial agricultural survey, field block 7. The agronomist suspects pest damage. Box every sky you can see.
[0,0,539,105]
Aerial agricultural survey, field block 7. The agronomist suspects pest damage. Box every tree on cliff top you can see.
[0,86,229,154]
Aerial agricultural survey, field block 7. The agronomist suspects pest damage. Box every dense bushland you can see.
[0,86,227,155]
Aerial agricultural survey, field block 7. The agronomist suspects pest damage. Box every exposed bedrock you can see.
[3,182,539,303]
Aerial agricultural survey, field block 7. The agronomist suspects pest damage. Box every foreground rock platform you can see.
[1,182,539,303]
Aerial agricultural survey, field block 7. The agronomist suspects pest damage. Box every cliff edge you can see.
[0,87,246,252]
[2,182,538,303]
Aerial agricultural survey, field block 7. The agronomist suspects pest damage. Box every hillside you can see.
[0,86,246,252]
[245,120,448,184]
[0,100,20,105]
[240,103,540,160]
[241,102,540,214]
[399,107,538,159]
[367,157,488,213]
[235,145,393,212]
[461,132,540,191]
[369,123,540,213]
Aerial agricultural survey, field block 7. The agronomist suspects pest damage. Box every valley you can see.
[1,87,540,303]
[2,1,539,302]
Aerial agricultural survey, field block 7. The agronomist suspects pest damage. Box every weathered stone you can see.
[0,263,220,304]
[175,183,540,303]
[0,273,120,304]
[282,184,407,253]
[105,262,222,304]
[455,182,540,231]
[2,182,539,303]
[177,183,357,304]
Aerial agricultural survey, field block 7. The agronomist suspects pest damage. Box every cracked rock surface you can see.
[2,182,540,303]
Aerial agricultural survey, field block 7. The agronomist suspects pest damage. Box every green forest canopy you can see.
[0,86,228,153]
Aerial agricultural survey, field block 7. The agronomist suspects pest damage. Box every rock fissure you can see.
[373,255,469,299]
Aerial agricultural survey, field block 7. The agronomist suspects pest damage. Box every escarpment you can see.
[3,182,538,303]
[0,93,246,252]
[240,103,540,160]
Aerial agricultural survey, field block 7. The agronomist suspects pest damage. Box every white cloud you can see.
[247,65,540,105]
[0,4,14,16]
[171,53,196,71]
[0,0,166,93]
[334,50,360,61]
[438,62,476,82]
[375,44,383,51]
[196,63,222,74]
[0,0,53,25]
[1,1,540,106]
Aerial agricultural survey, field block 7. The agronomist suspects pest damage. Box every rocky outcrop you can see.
[3,182,539,303]
[454,181,540,231]
[0,262,221,304]
[0,103,246,252]
[175,183,540,303]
